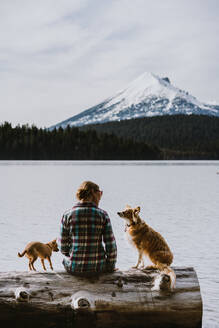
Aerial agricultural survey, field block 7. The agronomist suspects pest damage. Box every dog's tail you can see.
[162,266,176,289]
[18,250,26,257]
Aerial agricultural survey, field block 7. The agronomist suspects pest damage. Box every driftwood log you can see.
[0,267,202,328]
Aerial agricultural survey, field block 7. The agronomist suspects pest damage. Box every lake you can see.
[0,160,218,327]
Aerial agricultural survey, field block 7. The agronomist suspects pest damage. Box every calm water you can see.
[0,161,219,327]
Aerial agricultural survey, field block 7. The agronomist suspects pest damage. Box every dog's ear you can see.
[52,239,57,244]
[132,211,138,223]
[126,204,132,209]
[134,206,140,214]
[132,207,141,223]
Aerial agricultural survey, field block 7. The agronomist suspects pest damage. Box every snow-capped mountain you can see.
[50,72,219,129]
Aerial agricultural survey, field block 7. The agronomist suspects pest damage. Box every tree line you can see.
[80,114,219,159]
[1,114,219,160]
[0,122,161,160]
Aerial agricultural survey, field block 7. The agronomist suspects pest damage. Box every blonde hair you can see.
[76,181,100,201]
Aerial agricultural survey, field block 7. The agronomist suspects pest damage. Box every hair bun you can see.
[76,181,100,201]
[79,189,89,199]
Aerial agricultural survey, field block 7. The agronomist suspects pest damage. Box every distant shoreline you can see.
[0,160,219,166]
[1,115,219,160]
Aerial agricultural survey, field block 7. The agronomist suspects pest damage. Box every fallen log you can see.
[0,267,202,328]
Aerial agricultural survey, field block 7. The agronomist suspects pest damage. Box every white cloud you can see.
[0,0,218,127]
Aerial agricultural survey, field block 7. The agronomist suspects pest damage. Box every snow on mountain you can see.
[50,72,219,129]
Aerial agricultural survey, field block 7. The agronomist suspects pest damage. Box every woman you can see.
[59,181,117,276]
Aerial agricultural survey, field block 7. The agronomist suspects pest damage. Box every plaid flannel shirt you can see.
[58,202,117,274]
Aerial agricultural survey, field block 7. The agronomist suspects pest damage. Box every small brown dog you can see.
[18,239,59,271]
[117,205,176,289]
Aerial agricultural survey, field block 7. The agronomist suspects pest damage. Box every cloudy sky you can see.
[0,0,218,127]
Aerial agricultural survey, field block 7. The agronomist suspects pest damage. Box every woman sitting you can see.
[59,181,117,276]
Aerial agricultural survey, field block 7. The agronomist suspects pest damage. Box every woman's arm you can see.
[103,213,117,271]
[58,213,71,257]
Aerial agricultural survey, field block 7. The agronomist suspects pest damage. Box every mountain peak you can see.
[162,77,170,83]
[113,72,175,108]
[49,72,219,129]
